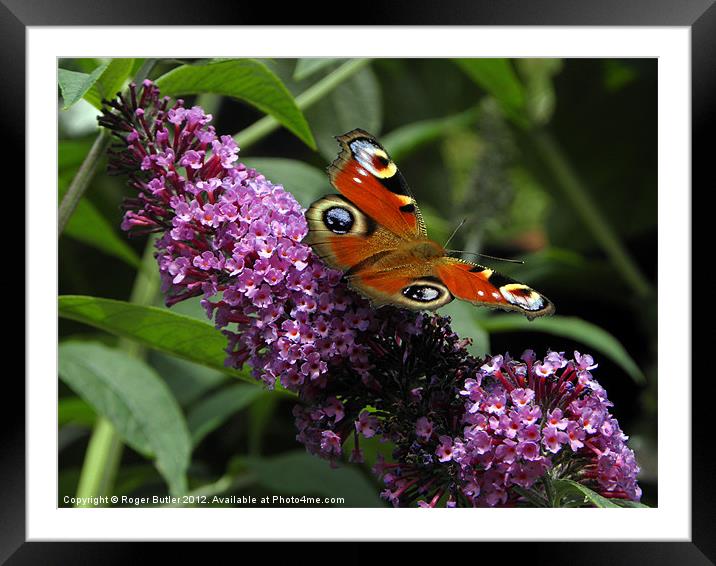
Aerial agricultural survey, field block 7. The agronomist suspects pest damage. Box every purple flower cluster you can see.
[303,313,642,507]
[438,350,642,506]
[100,80,376,390]
[292,310,447,460]
[102,81,642,507]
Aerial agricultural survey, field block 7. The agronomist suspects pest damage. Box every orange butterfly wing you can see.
[327,129,426,239]
[435,258,555,318]
[346,260,453,310]
[304,194,402,273]
[305,129,419,283]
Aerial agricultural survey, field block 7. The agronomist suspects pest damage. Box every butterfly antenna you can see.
[443,218,467,249]
[446,249,525,265]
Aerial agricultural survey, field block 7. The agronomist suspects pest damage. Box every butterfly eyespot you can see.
[372,153,392,171]
[499,284,545,311]
[323,206,354,234]
[402,285,442,302]
[349,139,398,179]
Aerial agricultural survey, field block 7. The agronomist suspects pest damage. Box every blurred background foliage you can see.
[58,57,657,508]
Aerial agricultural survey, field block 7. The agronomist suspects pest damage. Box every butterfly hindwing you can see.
[346,261,454,310]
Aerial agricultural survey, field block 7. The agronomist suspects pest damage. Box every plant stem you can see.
[73,417,123,506]
[248,394,278,456]
[57,130,109,236]
[529,129,653,298]
[74,236,160,506]
[234,58,371,150]
[58,58,157,238]
[542,475,556,507]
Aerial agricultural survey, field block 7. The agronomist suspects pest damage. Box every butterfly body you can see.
[305,129,554,319]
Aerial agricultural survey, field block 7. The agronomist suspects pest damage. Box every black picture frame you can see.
[7,0,706,562]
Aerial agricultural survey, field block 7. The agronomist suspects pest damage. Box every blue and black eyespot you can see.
[402,284,441,302]
[323,206,354,234]
[400,277,453,309]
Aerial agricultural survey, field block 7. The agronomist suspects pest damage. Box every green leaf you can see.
[167,296,209,320]
[439,301,490,358]
[240,452,385,507]
[58,295,254,383]
[58,63,109,110]
[58,341,191,496]
[150,352,228,407]
[381,106,481,162]
[59,138,94,171]
[84,58,135,109]
[129,58,147,77]
[481,314,645,384]
[187,384,266,447]
[293,58,339,81]
[511,485,549,507]
[516,59,563,126]
[241,157,328,208]
[306,65,382,160]
[247,393,279,456]
[59,397,96,427]
[155,59,316,149]
[453,59,528,127]
[74,58,103,74]
[58,153,141,268]
[552,479,621,508]
[113,464,162,497]
[63,199,141,268]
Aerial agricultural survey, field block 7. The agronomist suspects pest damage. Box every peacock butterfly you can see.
[304,129,555,319]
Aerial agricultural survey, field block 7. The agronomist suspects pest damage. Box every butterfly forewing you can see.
[304,194,403,273]
[327,129,427,239]
[435,258,554,319]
